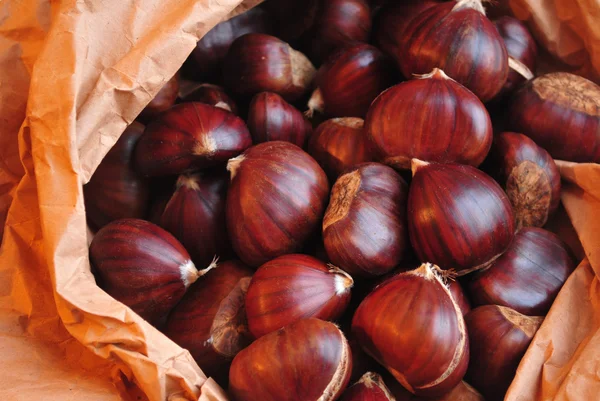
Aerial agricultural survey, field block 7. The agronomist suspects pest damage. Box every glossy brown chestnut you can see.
[163,260,252,384]
[365,69,493,169]
[340,372,395,401]
[226,141,329,267]
[469,227,575,315]
[229,318,352,401]
[449,280,471,317]
[465,305,543,401]
[84,122,149,230]
[482,132,561,228]
[247,92,312,147]
[134,103,252,176]
[306,0,372,64]
[187,6,271,81]
[494,16,537,96]
[508,72,600,162]
[352,263,469,397]
[399,0,509,102]
[323,163,409,277]
[308,43,395,118]
[373,0,438,65]
[408,160,515,275]
[223,33,316,102]
[308,118,372,179]
[180,83,238,115]
[245,254,353,338]
[137,73,180,123]
[159,170,230,268]
[89,218,209,325]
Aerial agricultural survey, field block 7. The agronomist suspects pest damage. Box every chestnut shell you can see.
[399,1,509,102]
[408,162,515,274]
[180,83,238,115]
[468,227,575,315]
[365,69,493,169]
[226,141,330,267]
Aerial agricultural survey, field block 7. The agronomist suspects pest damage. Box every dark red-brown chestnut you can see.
[306,0,372,64]
[482,132,560,228]
[373,0,438,67]
[226,141,329,267]
[180,83,238,115]
[323,163,409,277]
[308,118,372,180]
[307,43,395,118]
[84,122,149,230]
[465,305,543,401]
[399,0,509,102]
[137,73,180,123]
[365,68,493,169]
[494,16,537,96]
[264,0,320,42]
[247,92,312,147]
[449,280,471,317]
[468,227,575,315]
[159,170,230,268]
[245,254,353,338]
[508,72,600,162]
[223,33,316,102]
[163,260,252,383]
[408,160,515,275]
[352,263,469,397]
[89,218,212,325]
[340,372,395,401]
[229,318,352,401]
[187,6,271,81]
[134,103,252,176]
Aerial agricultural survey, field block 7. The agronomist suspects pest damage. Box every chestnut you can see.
[229,318,352,401]
[186,6,271,81]
[482,132,561,228]
[226,141,329,267]
[159,170,230,268]
[265,0,320,42]
[449,280,471,317]
[340,372,395,401]
[308,118,372,180]
[134,103,252,177]
[84,122,149,230]
[308,43,396,118]
[163,260,253,384]
[323,163,409,277]
[223,33,316,102]
[494,16,537,96]
[89,218,211,325]
[137,73,179,123]
[306,0,372,64]
[465,305,543,401]
[180,83,238,115]
[408,160,515,275]
[373,0,438,66]
[245,254,353,338]
[508,72,600,162]
[468,227,575,315]
[399,0,508,102]
[384,377,484,401]
[247,92,312,148]
[365,68,493,169]
[352,263,469,397]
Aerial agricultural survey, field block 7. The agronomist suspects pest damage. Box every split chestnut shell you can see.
[408,161,515,275]
[352,263,469,397]
[365,69,493,170]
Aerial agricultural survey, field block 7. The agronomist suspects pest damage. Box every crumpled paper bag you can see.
[0,1,599,401]
[0,0,259,400]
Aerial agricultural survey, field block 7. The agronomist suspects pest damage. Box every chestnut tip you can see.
[508,57,534,80]
[413,68,454,82]
[192,134,217,156]
[306,87,324,118]
[328,263,355,294]
[214,101,232,112]
[331,117,364,129]
[410,158,429,176]
[176,174,200,190]
[227,155,245,180]
[452,0,486,14]
[182,256,219,288]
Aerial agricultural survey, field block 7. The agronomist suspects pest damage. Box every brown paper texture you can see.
[0,0,259,400]
[0,1,598,400]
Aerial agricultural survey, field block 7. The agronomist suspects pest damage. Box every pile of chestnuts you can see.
[86,0,596,400]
